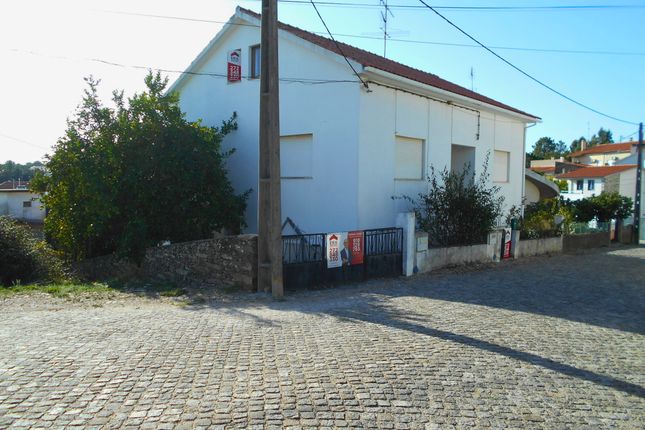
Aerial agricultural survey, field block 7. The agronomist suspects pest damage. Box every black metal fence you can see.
[282,227,403,290]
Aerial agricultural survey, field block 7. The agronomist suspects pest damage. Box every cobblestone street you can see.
[1,246,644,429]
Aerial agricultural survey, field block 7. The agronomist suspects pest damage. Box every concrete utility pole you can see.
[258,0,284,297]
[634,122,643,244]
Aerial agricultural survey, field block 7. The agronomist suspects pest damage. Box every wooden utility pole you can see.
[258,0,284,297]
[634,122,643,244]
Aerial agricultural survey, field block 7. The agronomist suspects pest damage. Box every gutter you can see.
[362,66,540,124]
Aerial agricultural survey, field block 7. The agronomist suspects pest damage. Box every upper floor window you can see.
[576,180,584,191]
[250,45,261,79]
[588,179,595,190]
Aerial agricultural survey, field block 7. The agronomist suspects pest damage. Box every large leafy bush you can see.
[32,72,248,263]
[401,158,504,247]
[0,216,66,286]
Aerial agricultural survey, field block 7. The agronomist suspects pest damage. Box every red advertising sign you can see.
[502,227,512,259]
[227,49,241,82]
[347,231,364,265]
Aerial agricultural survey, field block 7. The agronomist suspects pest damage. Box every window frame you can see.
[492,150,510,183]
[576,180,584,191]
[587,179,595,191]
[250,44,261,79]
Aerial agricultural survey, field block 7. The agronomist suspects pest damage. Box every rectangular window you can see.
[576,180,584,191]
[395,136,424,180]
[588,179,595,190]
[493,150,510,182]
[23,201,31,208]
[280,134,313,179]
[250,45,261,79]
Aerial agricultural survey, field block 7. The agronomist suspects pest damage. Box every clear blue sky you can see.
[1,0,644,163]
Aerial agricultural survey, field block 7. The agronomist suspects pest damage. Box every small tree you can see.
[400,157,504,247]
[572,192,632,223]
[32,72,248,262]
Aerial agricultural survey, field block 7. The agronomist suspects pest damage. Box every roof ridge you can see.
[237,6,538,120]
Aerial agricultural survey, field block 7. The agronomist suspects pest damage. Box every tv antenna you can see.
[380,0,394,57]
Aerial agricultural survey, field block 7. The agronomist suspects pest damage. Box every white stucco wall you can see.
[0,191,44,222]
[357,84,527,229]
[174,21,361,234]
[525,180,541,204]
[561,178,604,201]
[174,11,533,234]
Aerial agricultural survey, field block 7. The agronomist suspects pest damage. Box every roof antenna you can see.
[380,0,394,57]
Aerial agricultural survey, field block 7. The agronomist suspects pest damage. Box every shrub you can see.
[571,192,632,223]
[0,216,66,286]
[517,198,573,239]
[400,157,504,247]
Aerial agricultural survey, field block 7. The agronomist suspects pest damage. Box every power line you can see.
[99,10,645,57]
[416,0,640,126]
[308,0,370,89]
[5,48,359,85]
[0,132,49,150]
[247,1,645,11]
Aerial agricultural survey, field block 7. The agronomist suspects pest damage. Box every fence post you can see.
[396,212,416,276]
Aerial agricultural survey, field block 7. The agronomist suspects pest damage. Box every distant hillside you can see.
[0,161,45,183]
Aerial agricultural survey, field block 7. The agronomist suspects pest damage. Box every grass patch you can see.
[148,283,186,297]
[0,282,116,299]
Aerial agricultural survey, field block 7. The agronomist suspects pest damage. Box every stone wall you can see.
[563,231,610,253]
[74,235,258,290]
[415,230,503,273]
[514,236,563,258]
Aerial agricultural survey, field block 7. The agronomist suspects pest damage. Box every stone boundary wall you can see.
[514,236,563,258]
[74,235,258,290]
[563,231,610,253]
[415,230,503,273]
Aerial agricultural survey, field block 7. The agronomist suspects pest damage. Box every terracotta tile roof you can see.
[238,7,539,120]
[0,180,30,190]
[530,166,555,173]
[556,165,636,179]
[569,142,634,158]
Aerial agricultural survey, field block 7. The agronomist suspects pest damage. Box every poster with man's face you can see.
[326,231,364,268]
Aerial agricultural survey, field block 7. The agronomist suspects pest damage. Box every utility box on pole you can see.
[258,0,284,297]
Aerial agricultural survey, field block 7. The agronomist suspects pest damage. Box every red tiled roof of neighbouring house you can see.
[569,142,634,158]
[556,165,637,179]
[0,180,30,190]
[238,7,539,120]
[530,166,555,174]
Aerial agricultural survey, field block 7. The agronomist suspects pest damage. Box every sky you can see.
[1,0,644,164]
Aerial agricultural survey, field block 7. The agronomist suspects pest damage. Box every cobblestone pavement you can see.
[1,246,644,429]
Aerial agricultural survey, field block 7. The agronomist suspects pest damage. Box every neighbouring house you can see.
[557,165,638,201]
[524,170,560,204]
[170,6,540,234]
[529,158,585,177]
[0,180,45,224]
[569,141,633,166]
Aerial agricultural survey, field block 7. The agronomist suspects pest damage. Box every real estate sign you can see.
[326,231,364,268]
[502,227,512,259]
[227,49,241,82]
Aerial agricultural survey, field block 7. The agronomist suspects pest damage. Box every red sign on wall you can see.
[227,49,241,82]
[347,231,364,265]
[502,227,512,259]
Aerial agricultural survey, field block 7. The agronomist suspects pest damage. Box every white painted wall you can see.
[174,20,361,234]
[0,191,44,222]
[357,85,527,229]
[175,11,531,234]
[561,178,604,201]
[525,180,541,204]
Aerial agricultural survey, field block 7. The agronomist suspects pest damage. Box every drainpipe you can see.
[522,122,537,217]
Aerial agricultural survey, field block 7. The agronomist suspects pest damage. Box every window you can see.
[280,134,313,178]
[395,136,424,180]
[250,45,261,79]
[23,201,31,208]
[493,150,510,182]
[576,180,584,191]
[588,179,595,190]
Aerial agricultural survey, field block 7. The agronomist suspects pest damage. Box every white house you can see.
[569,141,633,166]
[170,7,540,234]
[557,165,637,201]
[0,181,45,223]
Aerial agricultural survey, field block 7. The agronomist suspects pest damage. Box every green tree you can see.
[32,72,247,262]
[571,192,632,222]
[530,137,568,160]
[570,127,614,153]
